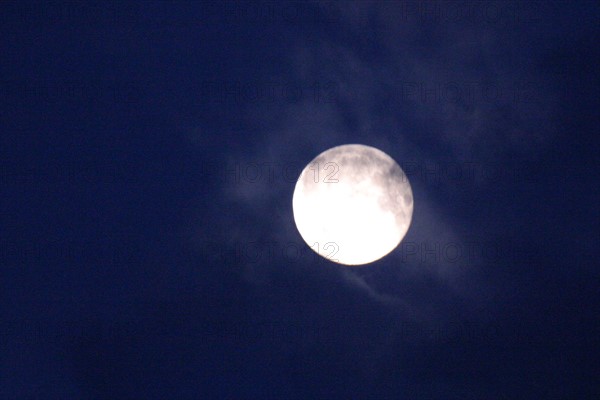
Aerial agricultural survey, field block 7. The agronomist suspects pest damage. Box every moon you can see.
[292,144,413,266]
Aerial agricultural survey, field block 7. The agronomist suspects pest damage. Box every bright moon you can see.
[292,144,413,266]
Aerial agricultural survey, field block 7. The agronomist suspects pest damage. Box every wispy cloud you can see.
[187,1,572,316]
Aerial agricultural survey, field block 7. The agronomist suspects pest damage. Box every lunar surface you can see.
[292,144,413,265]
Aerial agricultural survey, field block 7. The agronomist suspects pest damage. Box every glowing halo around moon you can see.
[292,144,413,266]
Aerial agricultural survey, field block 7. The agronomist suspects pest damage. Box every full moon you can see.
[292,144,413,266]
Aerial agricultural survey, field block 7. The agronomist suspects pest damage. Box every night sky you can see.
[2,1,599,399]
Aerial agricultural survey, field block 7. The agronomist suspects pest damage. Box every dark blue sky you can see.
[1,1,599,399]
